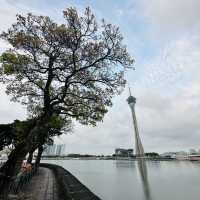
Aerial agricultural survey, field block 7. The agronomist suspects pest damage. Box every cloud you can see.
[137,82,200,149]
[135,34,200,90]
[0,0,199,155]
[140,0,200,34]
[0,84,26,123]
[0,0,18,32]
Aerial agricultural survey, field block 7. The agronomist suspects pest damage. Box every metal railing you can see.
[8,164,38,194]
[0,164,38,198]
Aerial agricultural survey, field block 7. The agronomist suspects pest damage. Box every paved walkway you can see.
[22,167,59,200]
[5,165,101,200]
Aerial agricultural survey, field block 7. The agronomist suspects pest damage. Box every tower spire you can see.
[128,86,132,96]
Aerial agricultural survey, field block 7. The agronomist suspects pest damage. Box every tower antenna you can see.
[128,83,132,96]
[128,87,132,96]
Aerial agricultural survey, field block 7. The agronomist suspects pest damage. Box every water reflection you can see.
[115,160,136,168]
[137,159,152,200]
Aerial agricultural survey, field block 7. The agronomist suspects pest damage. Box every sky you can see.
[0,0,200,154]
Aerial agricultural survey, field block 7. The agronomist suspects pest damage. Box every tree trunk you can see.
[0,113,51,192]
[0,143,28,193]
[0,143,27,177]
[27,149,35,164]
[35,146,43,168]
[0,115,46,174]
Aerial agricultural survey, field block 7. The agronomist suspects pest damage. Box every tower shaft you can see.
[130,104,144,156]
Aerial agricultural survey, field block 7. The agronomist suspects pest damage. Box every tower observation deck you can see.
[127,88,144,157]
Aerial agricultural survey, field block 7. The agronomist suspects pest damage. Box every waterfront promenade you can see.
[0,162,101,200]
[40,163,101,200]
[22,167,58,200]
[20,164,101,200]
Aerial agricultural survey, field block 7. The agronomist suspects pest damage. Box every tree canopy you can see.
[0,7,134,126]
[0,115,71,151]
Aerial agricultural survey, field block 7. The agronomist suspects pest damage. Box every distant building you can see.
[160,151,189,160]
[43,144,66,156]
[56,144,65,156]
[175,151,188,160]
[50,145,57,155]
[160,152,176,159]
[115,148,134,157]
[189,149,197,155]
[43,144,57,156]
[176,151,188,155]
[0,148,11,156]
[0,153,8,159]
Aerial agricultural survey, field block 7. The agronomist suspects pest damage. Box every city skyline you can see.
[0,0,199,154]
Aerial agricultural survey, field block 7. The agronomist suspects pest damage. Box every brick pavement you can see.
[22,167,58,200]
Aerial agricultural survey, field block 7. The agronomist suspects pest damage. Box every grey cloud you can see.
[136,82,200,152]
[140,0,200,34]
[136,35,200,90]
[0,85,26,123]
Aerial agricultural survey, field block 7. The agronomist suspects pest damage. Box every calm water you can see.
[43,159,200,200]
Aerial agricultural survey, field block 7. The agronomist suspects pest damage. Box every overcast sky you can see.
[0,0,200,154]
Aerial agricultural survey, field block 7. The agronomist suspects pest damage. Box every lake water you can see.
[43,159,200,200]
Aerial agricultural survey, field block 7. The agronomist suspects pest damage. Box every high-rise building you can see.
[56,144,66,156]
[127,88,144,157]
[49,145,57,155]
[43,144,57,156]
[43,144,66,156]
